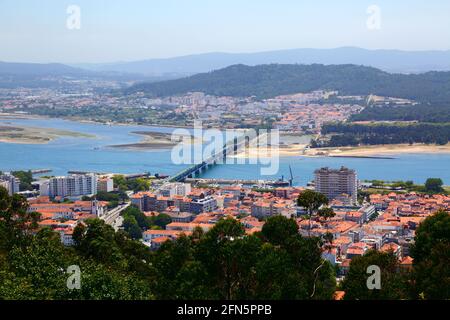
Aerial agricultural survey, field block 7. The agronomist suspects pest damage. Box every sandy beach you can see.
[234,143,450,158]
[109,131,202,150]
[0,124,94,144]
[306,144,450,157]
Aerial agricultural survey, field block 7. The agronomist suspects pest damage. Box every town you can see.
[1,165,447,285]
[1,84,414,134]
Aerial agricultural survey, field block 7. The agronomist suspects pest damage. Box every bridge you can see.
[100,202,130,228]
[168,132,266,183]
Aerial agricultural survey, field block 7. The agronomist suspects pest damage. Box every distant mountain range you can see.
[0,61,87,76]
[77,47,450,75]
[126,64,450,103]
[3,47,450,78]
[0,61,180,86]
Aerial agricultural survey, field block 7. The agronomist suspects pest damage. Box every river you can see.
[0,117,449,185]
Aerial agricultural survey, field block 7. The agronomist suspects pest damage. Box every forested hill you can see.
[126,64,450,102]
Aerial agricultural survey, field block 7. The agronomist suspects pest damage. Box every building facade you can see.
[0,173,20,196]
[97,177,114,193]
[48,174,98,198]
[158,182,192,197]
[314,167,358,205]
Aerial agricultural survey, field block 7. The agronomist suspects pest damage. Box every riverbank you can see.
[0,124,94,144]
[305,144,450,157]
[108,131,202,150]
[0,112,194,129]
[234,142,450,158]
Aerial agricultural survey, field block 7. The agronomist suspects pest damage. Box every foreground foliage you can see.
[0,187,448,300]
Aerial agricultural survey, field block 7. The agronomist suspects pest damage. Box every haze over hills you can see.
[78,47,450,75]
[0,61,182,87]
[126,63,450,103]
[3,47,450,78]
[0,61,88,76]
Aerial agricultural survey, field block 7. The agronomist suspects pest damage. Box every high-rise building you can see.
[48,174,97,198]
[0,180,10,194]
[0,173,20,196]
[314,166,358,205]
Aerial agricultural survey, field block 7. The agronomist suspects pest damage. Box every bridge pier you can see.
[169,135,260,183]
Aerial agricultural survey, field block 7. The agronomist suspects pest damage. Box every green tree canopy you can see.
[410,210,450,299]
[424,178,444,194]
[341,250,409,300]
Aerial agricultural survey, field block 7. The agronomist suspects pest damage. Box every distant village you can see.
[0,83,414,133]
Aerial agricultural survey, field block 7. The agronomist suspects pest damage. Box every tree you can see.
[112,175,127,191]
[317,207,336,220]
[0,187,40,251]
[73,219,125,267]
[11,170,34,191]
[410,210,450,299]
[113,175,150,192]
[424,178,444,194]
[123,215,142,240]
[150,213,172,229]
[195,218,249,299]
[122,206,150,230]
[1,228,74,299]
[261,215,299,246]
[0,188,334,301]
[341,250,409,300]
[297,190,329,235]
[0,217,151,299]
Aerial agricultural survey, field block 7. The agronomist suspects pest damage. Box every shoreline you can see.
[234,143,450,158]
[306,144,450,157]
[0,122,95,145]
[2,114,450,158]
[0,113,195,129]
[108,131,202,151]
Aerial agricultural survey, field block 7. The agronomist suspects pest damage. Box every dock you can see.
[185,178,290,187]
[31,169,52,174]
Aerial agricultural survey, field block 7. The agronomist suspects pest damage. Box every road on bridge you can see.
[101,202,130,230]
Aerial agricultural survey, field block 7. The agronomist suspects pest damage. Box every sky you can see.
[0,0,449,63]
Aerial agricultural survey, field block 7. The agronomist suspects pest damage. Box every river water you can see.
[0,117,449,185]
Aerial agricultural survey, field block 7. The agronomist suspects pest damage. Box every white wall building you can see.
[314,166,358,205]
[98,177,114,193]
[158,182,192,197]
[0,173,20,196]
[49,174,97,198]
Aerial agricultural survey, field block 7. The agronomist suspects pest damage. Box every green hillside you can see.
[126,64,450,103]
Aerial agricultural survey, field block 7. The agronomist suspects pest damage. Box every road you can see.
[101,202,130,230]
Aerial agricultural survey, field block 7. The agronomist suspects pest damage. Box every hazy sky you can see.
[1,0,449,63]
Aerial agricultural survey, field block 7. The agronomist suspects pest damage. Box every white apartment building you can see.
[36,179,50,196]
[314,166,358,205]
[158,182,192,197]
[48,174,98,198]
[0,180,10,193]
[0,173,20,196]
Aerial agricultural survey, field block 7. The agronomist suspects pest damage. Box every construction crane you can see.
[289,165,294,187]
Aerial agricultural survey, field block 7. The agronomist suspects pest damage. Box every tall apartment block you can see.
[48,174,98,198]
[314,166,358,205]
[0,173,20,196]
